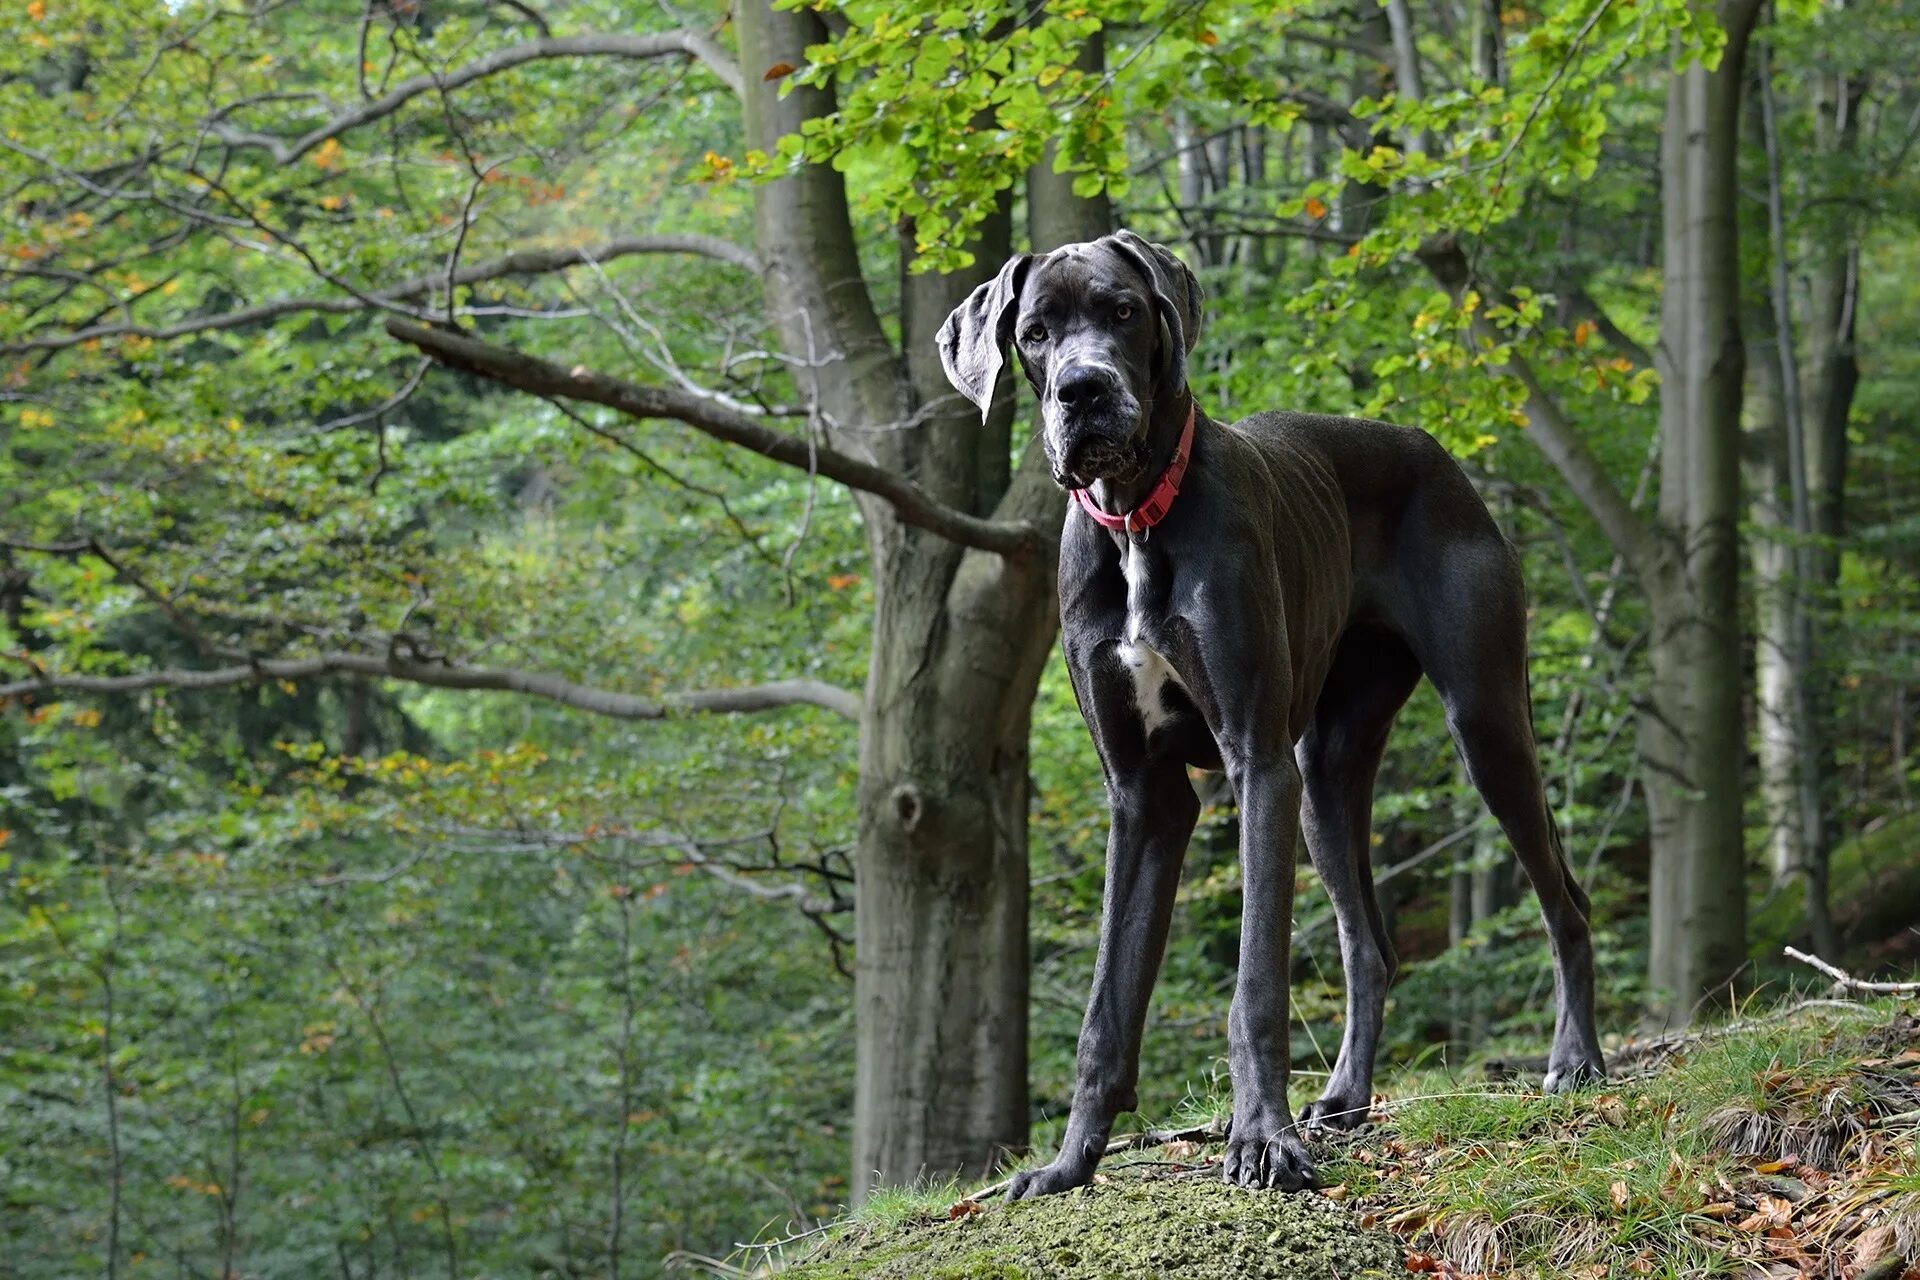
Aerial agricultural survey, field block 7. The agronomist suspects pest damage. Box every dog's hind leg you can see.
[1417,538,1607,1093]
[1295,627,1423,1131]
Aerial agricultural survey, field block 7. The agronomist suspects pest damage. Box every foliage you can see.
[2,0,1919,1274]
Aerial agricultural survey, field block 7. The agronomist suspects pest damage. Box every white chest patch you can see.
[1117,541,1187,736]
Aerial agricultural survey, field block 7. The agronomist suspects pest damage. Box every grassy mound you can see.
[759,1000,1920,1280]
[777,1173,1401,1279]
[1326,1000,1920,1276]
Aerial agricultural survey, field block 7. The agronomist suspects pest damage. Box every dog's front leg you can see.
[1007,759,1198,1200]
[1222,754,1316,1191]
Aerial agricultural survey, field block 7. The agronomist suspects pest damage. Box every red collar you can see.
[1070,403,1196,536]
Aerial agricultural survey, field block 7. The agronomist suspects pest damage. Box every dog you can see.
[937,230,1606,1198]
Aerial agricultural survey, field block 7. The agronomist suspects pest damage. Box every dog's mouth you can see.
[1055,435,1149,490]
[1053,421,1150,490]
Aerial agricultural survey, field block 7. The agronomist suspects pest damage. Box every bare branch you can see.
[3,234,757,354]
[211,33,740,165]
[0,653,860,723]
[1783,947,1920,996]
[386,318,1050,557]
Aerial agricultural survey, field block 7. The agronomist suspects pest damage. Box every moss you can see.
[780,1173,1401,1279]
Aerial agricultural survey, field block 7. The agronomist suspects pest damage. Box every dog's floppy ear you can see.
[937,253,1033,421]
[1107,230,1204,390]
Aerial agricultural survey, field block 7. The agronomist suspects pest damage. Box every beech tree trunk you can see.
[1414,7,1761,1026]
[1640,1,1761,1025]
[1746,307,1816,893]
[1745,52,1859,955]
[738,2,1107,1197]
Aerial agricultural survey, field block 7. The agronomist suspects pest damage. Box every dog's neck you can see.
[1088,386,1197,521]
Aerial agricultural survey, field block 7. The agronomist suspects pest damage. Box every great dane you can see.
[937,230,1606,1199]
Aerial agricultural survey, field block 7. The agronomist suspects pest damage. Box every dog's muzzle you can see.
[1048,365,1144,488]
[1056,433,1148,489]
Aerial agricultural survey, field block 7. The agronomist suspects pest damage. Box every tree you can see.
[1366,0,1762,1022]
[1637,0,1763,1020]
[1745,8,1886,955]
[0,0,1117,1198]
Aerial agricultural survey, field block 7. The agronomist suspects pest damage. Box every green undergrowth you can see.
[758,1000,1920,1279]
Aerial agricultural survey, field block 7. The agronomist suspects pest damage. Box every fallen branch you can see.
[1784,947,1920,996]
[1605,998,1885,1075]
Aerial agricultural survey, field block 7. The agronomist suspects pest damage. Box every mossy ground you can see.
[776,1167,1400,1279]
[756,1000,1920,1279]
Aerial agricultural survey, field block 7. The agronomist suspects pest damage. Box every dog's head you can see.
[937,230,1203,489]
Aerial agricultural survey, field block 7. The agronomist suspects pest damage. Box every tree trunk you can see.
[737,1,1069,1196]
[851,531,1057,1196]
[1744,50,1859,952]
[1027,33,1114,254]
[1792,68,1863,923]
[1641,1,1761,1026]
[1744,308,1816,897]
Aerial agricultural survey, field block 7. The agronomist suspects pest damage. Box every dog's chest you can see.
[1115,541,1188,735]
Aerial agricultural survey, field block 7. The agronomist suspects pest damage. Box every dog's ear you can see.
[937,253,1033,420]
[1107,230,1204,389]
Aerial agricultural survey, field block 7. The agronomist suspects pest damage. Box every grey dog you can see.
[937,230,1606,1198]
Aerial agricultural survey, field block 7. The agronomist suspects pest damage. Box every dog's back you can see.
[1228,410,1520,646]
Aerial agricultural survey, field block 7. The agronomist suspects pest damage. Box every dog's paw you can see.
[1298,1091,1371,1132]
[1543,1052,1606,1094]
[1006,1158,1096,1201]
[1222,1111,1316,1191]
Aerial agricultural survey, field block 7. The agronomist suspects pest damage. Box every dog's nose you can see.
[1054,365,1112,409]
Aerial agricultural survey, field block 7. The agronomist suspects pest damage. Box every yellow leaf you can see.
[27,0,45,20]
[310,138,344,170]
[1304,196,1327,219]
[1573,319,1597,346]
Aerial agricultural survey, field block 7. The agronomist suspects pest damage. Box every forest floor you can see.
[744,997,1920,1280]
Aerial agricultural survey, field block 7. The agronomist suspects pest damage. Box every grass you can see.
[1321,997,1919,1276]
[849,1180,969,1232]
[745,999,1920,1279]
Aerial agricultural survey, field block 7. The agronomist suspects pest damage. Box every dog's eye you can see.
[1115,304,1133,321]
[1024,324,1048,343]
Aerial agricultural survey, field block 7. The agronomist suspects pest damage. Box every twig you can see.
[969,1120,1226,1200]
[1784,948,1920,996]
[733,1220,834,1256]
